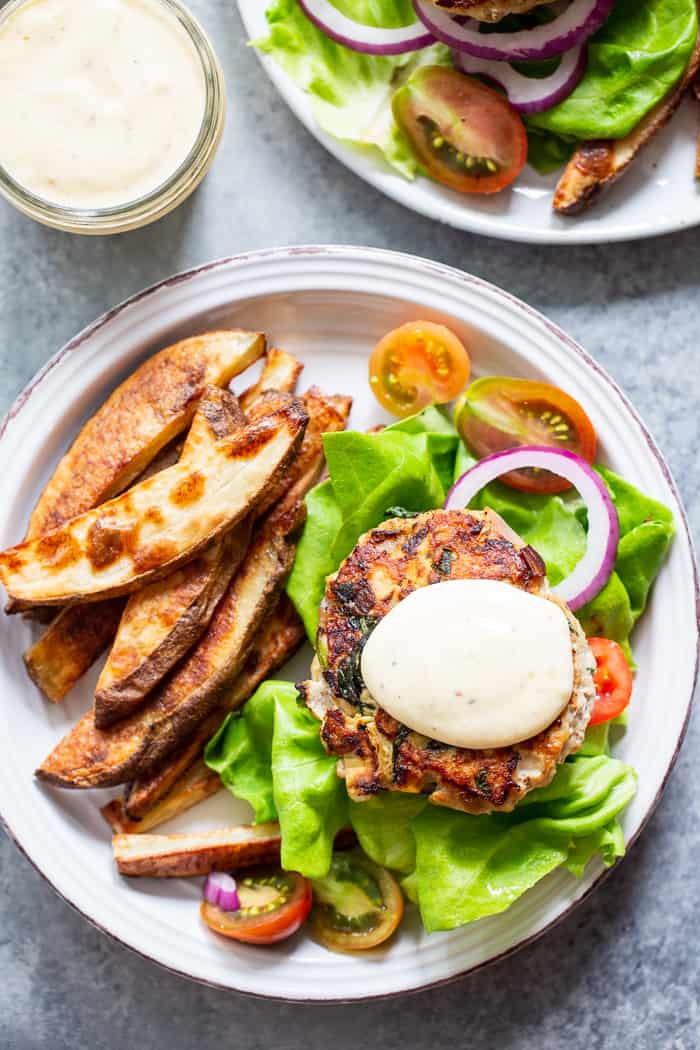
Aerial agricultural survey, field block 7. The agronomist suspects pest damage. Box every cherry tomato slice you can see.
[310,852,404,953]
[393,66,527,194]
[201,869,312,945]
[369,320,470,418]
[588,638,633,726]
[455,376,597,494]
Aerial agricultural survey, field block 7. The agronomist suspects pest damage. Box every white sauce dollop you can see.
[0,0,206,209]
[361,579,574,749]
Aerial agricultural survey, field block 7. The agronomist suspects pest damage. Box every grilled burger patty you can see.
[429,0,553,22]
[300,509,596,816]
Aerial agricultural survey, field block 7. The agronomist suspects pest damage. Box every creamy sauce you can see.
[361,579,574,749]
[0,0,206,208]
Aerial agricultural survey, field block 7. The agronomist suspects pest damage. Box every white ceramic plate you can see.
[0,247,697,1001]
[237,1,700,245]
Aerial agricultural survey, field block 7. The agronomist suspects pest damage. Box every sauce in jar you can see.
[0,0,208,210]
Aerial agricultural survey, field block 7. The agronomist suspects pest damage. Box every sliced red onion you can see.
[203,872,240,912]
[413,0,615,60]
[454,45,587,113]
[298,0,435,55]
[445,446,619,611]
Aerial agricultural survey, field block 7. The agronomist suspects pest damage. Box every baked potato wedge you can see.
[239,347,304,412]
[93,389,249,727]
[554,39,700,214]
[102,761,222,834]
[113,823,284,877]
[24,599,125,703]
[0,394,307,608]
[36,491,306,788]
[25,330,264,540]
[112,825,356,877]
[122,593,305,819]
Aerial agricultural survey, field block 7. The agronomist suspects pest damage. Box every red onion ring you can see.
[298,0,435,55]
[203,872,240,912]
[445,446,620,611]
[454,44,587,113]
[413,0,615,60]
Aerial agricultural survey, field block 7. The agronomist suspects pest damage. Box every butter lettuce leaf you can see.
[205,681,347,878]
[411,755,636,931]
[258,0,450,178]
[528,0,698,140]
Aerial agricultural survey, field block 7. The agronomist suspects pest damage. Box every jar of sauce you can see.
[0,0,225,233]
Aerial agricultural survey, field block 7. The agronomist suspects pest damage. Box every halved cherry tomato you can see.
[455,376,597,494]
[588,638,633,726]
[309,852,404,953]
[393,66,527,194]
[201,869,311,945]
[369,320,470,417]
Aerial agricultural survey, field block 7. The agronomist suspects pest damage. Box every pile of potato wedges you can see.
[0,331,351,871]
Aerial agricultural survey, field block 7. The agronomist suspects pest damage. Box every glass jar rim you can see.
[0,0,226,233]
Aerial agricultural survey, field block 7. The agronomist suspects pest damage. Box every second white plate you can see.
[237,1,700,245]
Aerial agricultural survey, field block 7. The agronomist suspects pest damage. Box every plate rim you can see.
[0,244,698,1002]
[235,0,700,246]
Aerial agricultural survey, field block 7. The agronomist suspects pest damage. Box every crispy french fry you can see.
[122,593,305,819]
[239,348,303,412]
[102,761,222,834]
[0,395,307,608]
[24,599,125,703]
[113,823,283,877]
[112,825,357,877]
[554,40,700,215]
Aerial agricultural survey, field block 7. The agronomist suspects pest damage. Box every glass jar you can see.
[0,0,226,235]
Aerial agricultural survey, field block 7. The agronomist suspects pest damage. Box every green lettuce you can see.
[411,754,635,931]
[287,406,459,640]
[206,680,636,930]
[258,0,450,178]
[527,0,698,140]
[205,682,347,878]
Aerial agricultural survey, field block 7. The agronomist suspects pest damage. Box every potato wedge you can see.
[26,331,264,540]
[94,523,251,728]
[554,41,700,215]
[123,594,305,819]
[113,823,284,877]
[113,825,357,877]
[102,761,222,834]
[0,394,308,608]
[93,389,249,727]
[239,348,304,412]
[36,493,306,788]
[24,599,125,703]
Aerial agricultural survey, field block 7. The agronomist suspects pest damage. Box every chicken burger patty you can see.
[429,0,553,22]
[300,508,596,816]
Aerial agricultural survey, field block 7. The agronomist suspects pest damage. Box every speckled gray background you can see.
[1,2,699,1048]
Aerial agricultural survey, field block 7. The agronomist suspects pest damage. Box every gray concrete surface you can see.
[0,2,698,1047]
